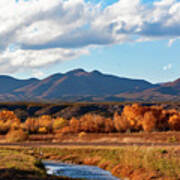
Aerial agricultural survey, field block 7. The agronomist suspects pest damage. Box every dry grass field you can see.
[0,102,180,179]
[1,145,180,180]
[0,147,82,180]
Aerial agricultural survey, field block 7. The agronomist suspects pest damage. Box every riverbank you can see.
[36,146,180,180]
[1,145,180,180]
[0,148,82,180]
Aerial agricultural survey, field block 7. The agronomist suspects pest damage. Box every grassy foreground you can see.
[1,146,180,180]
[0,148,81,180]
[34,146,180,180]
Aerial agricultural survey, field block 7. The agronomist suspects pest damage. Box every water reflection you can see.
[43,161,120,180]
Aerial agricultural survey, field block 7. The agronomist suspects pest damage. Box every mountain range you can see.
[0,69,179,102]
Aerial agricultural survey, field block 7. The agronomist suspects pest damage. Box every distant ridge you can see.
[0,69,179,102]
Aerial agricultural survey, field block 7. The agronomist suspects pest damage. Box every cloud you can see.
[0,0,180,74]
[31,70,45,78]
[0,47,89,73]
[163,64,172,70]
[168,38,176,46]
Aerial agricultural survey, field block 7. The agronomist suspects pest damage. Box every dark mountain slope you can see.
[0,76,39,94]
[115,78,180,102]
[0,69,179,102]
[15,69,155,99]
[149,78,180,96]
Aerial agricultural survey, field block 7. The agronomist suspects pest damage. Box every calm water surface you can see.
[43,161,120,180]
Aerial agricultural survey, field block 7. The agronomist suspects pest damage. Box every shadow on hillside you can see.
[0,168,77,180]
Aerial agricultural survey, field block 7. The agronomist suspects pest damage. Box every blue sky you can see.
[0,0,180,83]
[47,40,179,83]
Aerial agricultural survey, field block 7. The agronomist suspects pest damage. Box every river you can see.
[43,160,120,180]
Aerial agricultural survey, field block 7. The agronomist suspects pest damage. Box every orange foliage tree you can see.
[142,111,157,132]
[113,112,130,132]
[38,115,53,134]
[80,114,111,133]
[104,117,115,133]
[20,104,180,135]
[69,117,81,133]
[114,104,172,132]
[168,113,180,130]
[24,117,39,134]
[0,110,20,134]
[117,104,146,131]
[53,117,68,133]
[68,114,115,133]
[124,104,143,131]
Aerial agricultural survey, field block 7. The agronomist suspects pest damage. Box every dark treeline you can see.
[0,102,180,121]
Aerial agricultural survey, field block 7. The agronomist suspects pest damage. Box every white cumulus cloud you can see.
[163,64,172,71]
[0,47,89,73]
[0,0,180,75]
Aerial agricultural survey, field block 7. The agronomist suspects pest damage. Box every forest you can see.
[0,103,180,142]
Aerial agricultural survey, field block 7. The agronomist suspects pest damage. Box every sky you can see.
[0,0,180,83]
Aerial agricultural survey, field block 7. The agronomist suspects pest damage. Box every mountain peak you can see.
[91,70,102,75]
[66,69,103,76]
[0,69,179,102]
[66,69,86,75]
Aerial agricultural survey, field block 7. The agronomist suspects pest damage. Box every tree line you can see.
[0,104,180,139]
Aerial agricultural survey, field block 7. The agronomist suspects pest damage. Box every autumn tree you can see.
[6,129,28,142]
[113,104,172,132]
[120,104,146,131]
[80,114,109,133]
[80,114,95,132]
[69,117,80,133]
[168,113,180,130]
[142,111,157,132]
[0,110,20,134]
[91,114,105,133]
[150,106,167,131]
[38,115,53,134]
[53,117,68,133]
[25,117,39,134]
[104,117,115,133]
[113,112,130,132]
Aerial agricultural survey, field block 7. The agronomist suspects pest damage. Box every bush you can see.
[38,115,53,134]
[168,114,180,130]
[54,132,64,141]
[167,136,177,143]
[59,126,72,135]
[53,117,68,132]
[6,129,29,142]
[0,110,20,134]
[142,111,157,132]
[38,127,47,134]
[114,112,130,132]
[78,132,87,138]
[25,117,39,134]
[69,117,80,133]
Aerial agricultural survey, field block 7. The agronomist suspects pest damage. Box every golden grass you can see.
[0,147,83,180]
[32,146,180,179]
[1,145,180,179]
[0,148,45,175]
[6,129,29,142]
